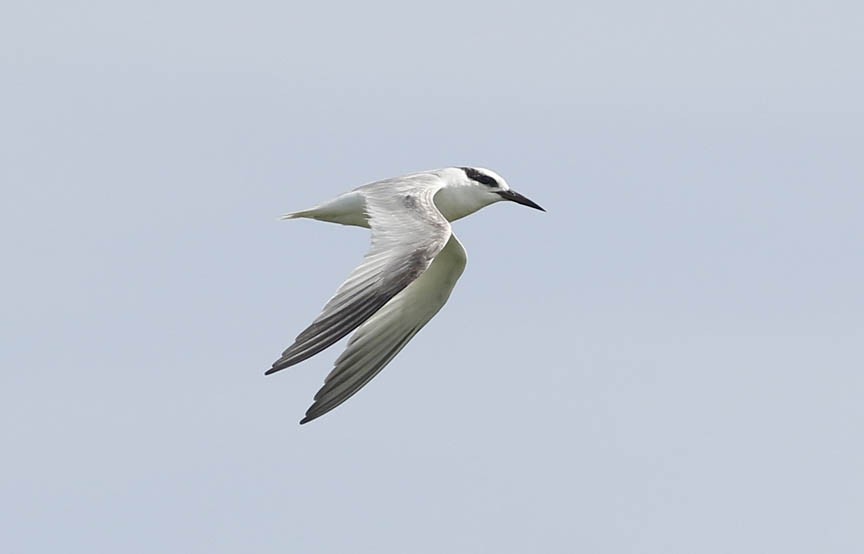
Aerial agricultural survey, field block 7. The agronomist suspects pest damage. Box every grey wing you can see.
[301,234,468,424]
[267,176,450,374]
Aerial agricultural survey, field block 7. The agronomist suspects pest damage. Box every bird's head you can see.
[434,167,545,221]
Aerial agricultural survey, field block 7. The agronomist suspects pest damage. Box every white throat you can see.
[433,185,498,222]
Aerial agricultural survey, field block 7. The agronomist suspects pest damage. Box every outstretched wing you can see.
[301,234,467,424]
[267,175,451,374]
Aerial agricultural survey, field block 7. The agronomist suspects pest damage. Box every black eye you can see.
[461,167,499,188]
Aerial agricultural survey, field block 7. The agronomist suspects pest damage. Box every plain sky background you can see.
[2,1,862,552]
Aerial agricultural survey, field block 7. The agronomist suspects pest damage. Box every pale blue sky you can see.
[2,1,862,552]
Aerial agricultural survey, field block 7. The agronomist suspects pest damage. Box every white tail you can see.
[279,211,307,220]
[279,191,369,228]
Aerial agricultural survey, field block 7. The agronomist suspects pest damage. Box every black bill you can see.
[497,189,545,212]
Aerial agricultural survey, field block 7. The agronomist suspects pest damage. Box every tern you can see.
[266,167,544,424]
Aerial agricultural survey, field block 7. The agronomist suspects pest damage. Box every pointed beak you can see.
[497,189,545,212]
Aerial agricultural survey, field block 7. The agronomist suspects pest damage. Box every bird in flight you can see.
[266,167,544,424]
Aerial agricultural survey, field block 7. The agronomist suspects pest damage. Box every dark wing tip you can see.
[299,407,325,425]
[265,355,296,375]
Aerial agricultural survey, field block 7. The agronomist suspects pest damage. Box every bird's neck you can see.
[433,185,496,222]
